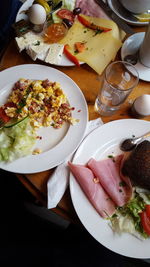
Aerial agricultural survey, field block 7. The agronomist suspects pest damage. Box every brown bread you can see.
[121,140,150,189]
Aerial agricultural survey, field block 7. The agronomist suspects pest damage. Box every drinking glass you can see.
[94,61,139,116]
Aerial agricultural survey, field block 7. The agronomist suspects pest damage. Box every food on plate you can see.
[52,0,76,23]
[77,15,111,32]
[15,0,125,72]
[64,44,80,66]
[45,43,64,64]
[59,15,124,74]
[140,205,150,235]
[68,161,116,218]
[35,0,51,14]
[69,153,150,239]
[121,140,150,190]
[75,0,109,19]
[57,8,76,24]
[15,32,64,64]
[74,42,86,53]
[3,78,77,128]
[0,117,36,162]
[88,155,133,207]
[110,190,150,239]
[0,78,78,162]
[44,23,68,43]
[27,4,47,25]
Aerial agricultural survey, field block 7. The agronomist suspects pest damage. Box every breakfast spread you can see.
[14,0,125,74]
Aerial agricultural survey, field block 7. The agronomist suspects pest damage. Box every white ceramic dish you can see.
[15,0,83,67]
[0,64,88,174]
[70,119,150,259]
[121,32,150,82]
[107,0,149,26]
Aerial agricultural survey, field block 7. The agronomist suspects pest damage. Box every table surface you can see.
[1,25,150,224]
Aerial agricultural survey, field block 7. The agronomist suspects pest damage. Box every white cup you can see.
[119,0,150,14]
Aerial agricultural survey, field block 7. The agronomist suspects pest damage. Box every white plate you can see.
[107,0,149,26]
[121,32,150,82]
[0,64,88,174]
[70,119,150,259]
[15,0,83,67]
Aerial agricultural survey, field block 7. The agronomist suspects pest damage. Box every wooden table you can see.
[1,27,150,224]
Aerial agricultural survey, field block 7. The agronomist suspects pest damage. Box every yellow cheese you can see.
[79,15,126,41]
[76,32,122,75]
[59,21,94,49]
[59,15,125,74]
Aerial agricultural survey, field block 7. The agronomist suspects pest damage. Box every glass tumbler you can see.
[94,61,139,116]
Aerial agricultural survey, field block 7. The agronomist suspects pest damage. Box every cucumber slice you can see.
[4,116,29,128]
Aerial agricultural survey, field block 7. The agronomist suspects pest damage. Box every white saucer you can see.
[107,0,149,26]
[121,32,150,82]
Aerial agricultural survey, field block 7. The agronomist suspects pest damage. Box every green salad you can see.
[0,117,36,162]
[110,188,150,239]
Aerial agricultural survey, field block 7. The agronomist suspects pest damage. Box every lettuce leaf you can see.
[0,117,36,162]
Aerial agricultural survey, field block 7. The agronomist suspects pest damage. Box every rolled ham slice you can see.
[75,0,110,19]
[68,161,116,218]
[88,155,132,207]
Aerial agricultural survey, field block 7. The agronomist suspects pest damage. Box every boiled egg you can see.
[28,4,46,25]
[133,94,150,116]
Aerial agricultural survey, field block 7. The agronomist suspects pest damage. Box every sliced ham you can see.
[88,155,132,207]
[75,0,110,19]
[119,152,133,190]
[68,161,116,218]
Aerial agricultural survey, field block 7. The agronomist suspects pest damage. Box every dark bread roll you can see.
[121,140,150,189]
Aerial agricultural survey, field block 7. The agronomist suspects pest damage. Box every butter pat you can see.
[15,36,27,52]
[15,31,43,52]
[26,42,50,61]
[45,44,64,65]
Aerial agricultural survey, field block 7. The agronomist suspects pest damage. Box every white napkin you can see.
[47,118,103,209]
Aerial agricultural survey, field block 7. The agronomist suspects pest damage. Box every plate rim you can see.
[107,0,149,26]
[0,64,88,174]
[69,118,150,259]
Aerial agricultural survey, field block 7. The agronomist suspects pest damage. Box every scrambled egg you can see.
[5,78,78,129]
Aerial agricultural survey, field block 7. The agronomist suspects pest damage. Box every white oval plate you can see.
[0,64,88,174]
[70,119,150,259]
[121,32,150,82]
[108,0,149,26]
[15,0,83,67]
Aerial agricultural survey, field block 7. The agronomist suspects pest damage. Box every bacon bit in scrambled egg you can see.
[4,78,79,129]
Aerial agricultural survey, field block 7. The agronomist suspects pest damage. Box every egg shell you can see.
[28,4,46,25]
[134,94,150,116]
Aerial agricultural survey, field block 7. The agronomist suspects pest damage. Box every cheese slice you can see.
[15,36,27,52]
[45,44,64,65]
[59,15,125,74]
[76,32,122,74]
[26,42,50,61]
[23,31,43,43]
[15,32,44,52]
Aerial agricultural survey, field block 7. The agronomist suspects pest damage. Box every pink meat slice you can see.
[68,161,116,218]
[75,0,110,19]
[88,155,133,207]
